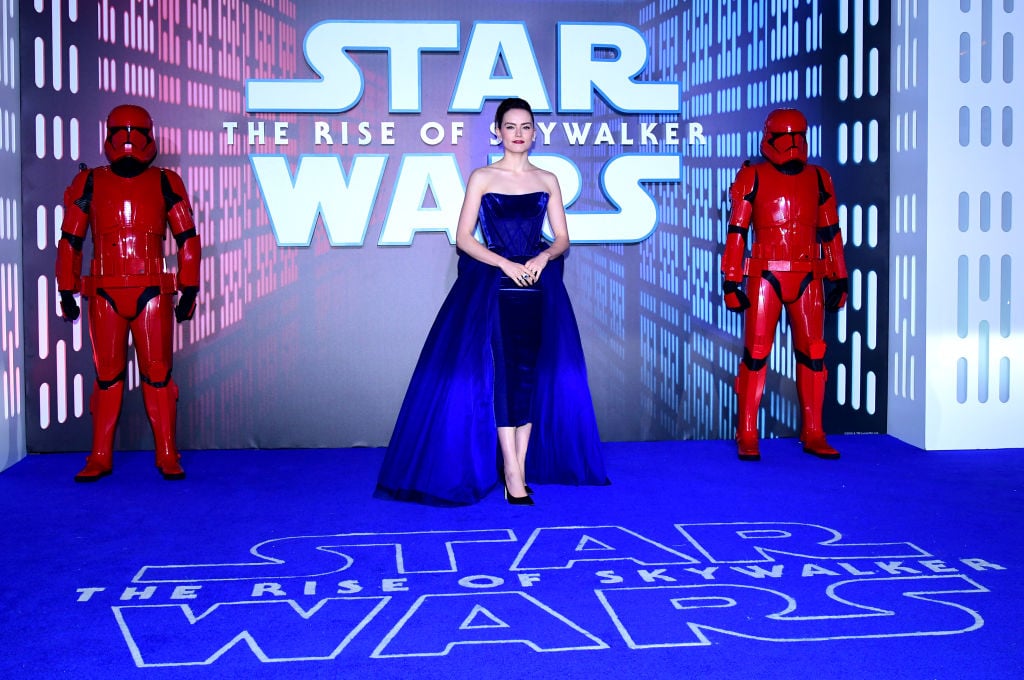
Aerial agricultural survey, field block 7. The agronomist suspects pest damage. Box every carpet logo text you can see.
[74,522,1006,667]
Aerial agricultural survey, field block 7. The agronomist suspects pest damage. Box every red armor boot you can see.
[797,365,839,459]
[74,380,124,482]
[142,380,185,480]
[735,364,767,461]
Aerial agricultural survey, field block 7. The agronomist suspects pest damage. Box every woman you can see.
[375,97,608,506]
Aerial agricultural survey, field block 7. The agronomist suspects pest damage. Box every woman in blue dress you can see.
[375,98,608,506]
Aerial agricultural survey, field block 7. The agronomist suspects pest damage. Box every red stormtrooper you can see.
[56,104,201,481]
[722,108,848,461]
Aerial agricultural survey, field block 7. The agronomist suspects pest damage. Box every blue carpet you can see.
[1,435,1021,679]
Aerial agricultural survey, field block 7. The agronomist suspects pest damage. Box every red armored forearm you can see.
[55,237,84,293]
[723,164,756,282]
[164,170,201,290]
[816,168,847,280]
[56,171,92,292]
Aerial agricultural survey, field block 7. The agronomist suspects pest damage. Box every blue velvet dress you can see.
[374,192,609,506]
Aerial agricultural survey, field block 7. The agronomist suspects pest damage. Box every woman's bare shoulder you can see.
[465,165,501,193]
[534,167,562,194]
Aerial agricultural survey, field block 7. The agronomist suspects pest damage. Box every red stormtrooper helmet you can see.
[104,104,157,173]
[761,108,808,168]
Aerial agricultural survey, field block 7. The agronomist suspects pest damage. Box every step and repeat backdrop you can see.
[21,1,888,451]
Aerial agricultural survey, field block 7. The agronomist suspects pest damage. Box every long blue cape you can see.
[375,252,609,506]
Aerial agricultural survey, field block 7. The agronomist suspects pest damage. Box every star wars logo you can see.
[237,20,690,247]
[74,522,1005,667]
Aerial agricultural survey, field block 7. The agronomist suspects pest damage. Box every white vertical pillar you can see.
[890,1,1024,449]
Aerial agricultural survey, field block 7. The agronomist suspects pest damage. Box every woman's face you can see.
[497,107,535,151]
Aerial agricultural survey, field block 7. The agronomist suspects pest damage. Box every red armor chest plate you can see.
[89,167,168,277]
[750,166,821,261]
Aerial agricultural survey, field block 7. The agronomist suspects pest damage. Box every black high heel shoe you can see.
[525,484,533,495]
[504,483,534,506]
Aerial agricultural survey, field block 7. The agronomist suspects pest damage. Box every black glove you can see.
[825,277,848,311]
[723,279,750,312]
[174,286,199,323]
[59,291,80,321]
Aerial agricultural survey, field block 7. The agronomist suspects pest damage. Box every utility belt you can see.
[81,272,176,296]
[743,257,828,278]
